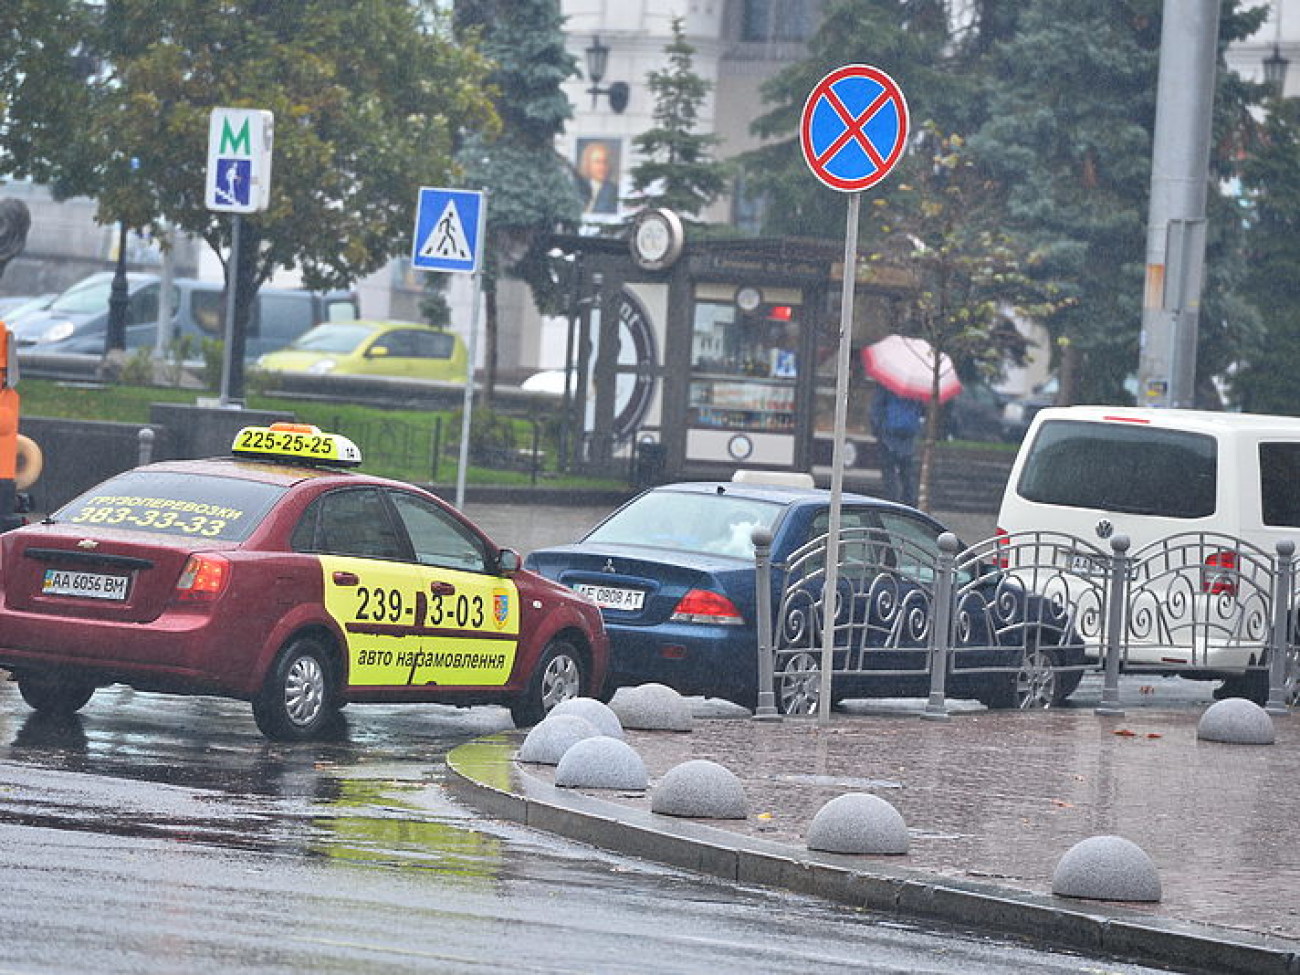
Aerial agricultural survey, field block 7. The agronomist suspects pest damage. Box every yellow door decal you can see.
[320,556,520,688]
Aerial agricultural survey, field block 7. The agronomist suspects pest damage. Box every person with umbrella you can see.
[861,335,962,508]
[869,386,924,505]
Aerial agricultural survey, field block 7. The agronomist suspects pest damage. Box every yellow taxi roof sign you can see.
[231,424,362,467]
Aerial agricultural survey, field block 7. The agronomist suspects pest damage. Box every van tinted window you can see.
[1017,419,1216,518]
[1260,442,1300,527]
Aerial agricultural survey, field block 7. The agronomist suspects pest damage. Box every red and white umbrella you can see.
[861,335,962,404]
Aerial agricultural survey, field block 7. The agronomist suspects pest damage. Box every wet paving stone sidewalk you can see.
[525,700,1300,947]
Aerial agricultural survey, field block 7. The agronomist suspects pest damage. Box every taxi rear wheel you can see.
[252,638,337,741]
[510,638,585,728]
[16,672,96,715]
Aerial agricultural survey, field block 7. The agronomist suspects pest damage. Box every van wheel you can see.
[17,672,96,715]
[252,638,337,741]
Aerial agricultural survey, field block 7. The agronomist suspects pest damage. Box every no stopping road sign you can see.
[800,64,909,192]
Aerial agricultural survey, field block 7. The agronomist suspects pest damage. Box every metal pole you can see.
[1136,0,1220,408]
[818,191,861,724]
[1266,539,1295,715]
[1096,534,1130,716]
[752,527,779,720]
[922,532,959,720]
[454,268,482,510]
[137,427,155,466]
[153,224,175,361]
[218,214,242,407]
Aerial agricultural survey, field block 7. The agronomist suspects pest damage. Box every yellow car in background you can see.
[256,320,467,381]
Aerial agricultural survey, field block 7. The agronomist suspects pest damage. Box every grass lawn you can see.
[16,378,624,489]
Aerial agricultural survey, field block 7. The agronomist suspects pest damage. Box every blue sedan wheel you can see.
[777,651,821,716]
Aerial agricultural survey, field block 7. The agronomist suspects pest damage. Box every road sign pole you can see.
[454,268,483,510]
[818,191,861,725]
[218,213,242,407]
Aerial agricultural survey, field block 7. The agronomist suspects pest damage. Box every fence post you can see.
[430,417,441,483]
[1266,539,1295,716]
[137,427,155,466]
[922,532,959,721]
[752,527,779,721]
[1096,534,1130,716]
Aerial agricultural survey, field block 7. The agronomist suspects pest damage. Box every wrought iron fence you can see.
[756,526,1299,719]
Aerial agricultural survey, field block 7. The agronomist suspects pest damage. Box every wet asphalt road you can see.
[0,681,1172,975]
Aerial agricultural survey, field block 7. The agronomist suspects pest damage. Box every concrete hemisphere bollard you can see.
[1052,835,1162,902]
[609,683,694,732]
[806,793,909,855]
[650,759,747,819]
[1197,697,1276,745]
[517,714,601,765]
[554,735,648,790]
[549,696,625,739]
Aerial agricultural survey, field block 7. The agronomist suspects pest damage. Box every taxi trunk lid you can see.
[3,530,222,623]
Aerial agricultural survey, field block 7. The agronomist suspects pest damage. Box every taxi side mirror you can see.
[498,548,521,574]
[367,345,389,358]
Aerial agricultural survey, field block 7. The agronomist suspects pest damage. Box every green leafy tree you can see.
[626,17,727,220]
[870,124,1064,506]
[0,0,494,395]
[454,0,582,402]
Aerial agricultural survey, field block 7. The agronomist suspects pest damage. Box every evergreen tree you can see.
[970,0,1265,404]
[1232,96,1300,414]
[626,18,728,220]
[454,0,583,401]
[742,0,1000,240]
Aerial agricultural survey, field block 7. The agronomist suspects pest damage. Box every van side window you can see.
[128,284,160,325]
[325,297,359,321]
[191,290,223,336]
[1017,419,1216,519]
[1260,443,1300,527]
[258,294,313,347]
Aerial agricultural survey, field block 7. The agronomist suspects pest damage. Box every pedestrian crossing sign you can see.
[412,188,485,274]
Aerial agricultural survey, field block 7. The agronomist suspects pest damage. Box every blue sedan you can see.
[525,475,1084,712]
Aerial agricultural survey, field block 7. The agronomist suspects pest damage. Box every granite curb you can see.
[446,732,1300,975]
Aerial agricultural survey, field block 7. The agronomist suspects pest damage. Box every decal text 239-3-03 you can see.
[319,556,520,688]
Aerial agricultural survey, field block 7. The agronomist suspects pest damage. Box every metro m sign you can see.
[205,108,274,214]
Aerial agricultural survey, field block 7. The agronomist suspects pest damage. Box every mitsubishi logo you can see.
[602,559,617,574]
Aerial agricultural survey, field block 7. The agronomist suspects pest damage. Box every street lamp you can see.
[1265,0,1289,99]
[105,220,129,353]
[105,156,140,354]
[585,36,629,113]
[1264,43,1289,98]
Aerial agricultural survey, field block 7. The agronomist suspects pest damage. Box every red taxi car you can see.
[0,424,608,740]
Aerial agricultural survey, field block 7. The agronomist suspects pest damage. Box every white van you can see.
[998,406,1300,699]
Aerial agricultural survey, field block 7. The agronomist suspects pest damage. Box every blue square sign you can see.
[412,188,484,274]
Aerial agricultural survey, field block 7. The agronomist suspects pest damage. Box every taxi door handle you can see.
[429,581,456,596]
[333,571,360,586]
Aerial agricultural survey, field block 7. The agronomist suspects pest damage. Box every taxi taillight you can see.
[670,589,744,625]
[175,553,229,601]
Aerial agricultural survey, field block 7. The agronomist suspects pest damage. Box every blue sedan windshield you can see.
[585,491,783,558]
